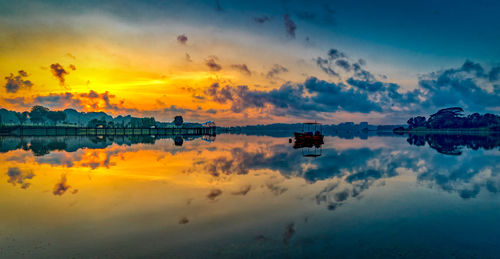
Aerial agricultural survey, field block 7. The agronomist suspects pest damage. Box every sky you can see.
[1,0,500,126]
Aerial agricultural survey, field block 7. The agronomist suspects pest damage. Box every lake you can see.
[1,133,500,258]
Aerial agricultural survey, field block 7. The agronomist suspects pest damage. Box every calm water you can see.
[1,133,500,258]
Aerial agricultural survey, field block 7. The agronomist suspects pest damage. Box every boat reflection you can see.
[292,122,325,157]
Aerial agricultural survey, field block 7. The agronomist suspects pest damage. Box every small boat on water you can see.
[293,122,324,146]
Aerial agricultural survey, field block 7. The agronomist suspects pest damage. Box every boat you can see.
[293,122,324,144]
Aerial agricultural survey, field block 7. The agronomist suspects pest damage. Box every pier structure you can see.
[0,125,217,136]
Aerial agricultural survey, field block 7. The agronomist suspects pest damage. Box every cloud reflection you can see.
[6,167,35,189]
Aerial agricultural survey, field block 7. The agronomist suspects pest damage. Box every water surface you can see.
[1,133,500,258]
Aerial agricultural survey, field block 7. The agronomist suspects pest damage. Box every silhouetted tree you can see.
[406,107,500,130]
[174,135,183,146]
[15,111,29,125]
[407,116,426,129]
[174,116,183,126]
[426,107,464,129]
[47,111,66,125]
[87,118,106,128]
[29,106,49,124]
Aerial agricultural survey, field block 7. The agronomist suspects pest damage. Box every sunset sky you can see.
[1,0,500,126]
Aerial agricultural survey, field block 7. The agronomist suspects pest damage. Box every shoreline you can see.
[394,128,500,135]
[0,125,217,136]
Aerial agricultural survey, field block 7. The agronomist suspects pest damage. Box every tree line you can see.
[1,105,186,128]
[405,107,500,130]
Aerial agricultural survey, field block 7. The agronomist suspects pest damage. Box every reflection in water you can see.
[407,133,500,155]
[1,133,500,258]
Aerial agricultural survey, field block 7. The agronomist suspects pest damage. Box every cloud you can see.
[69,64,76,70]
[205,77,383,116]
[489,66,500,81]
[178,216,189,224]
[283,14,297,38]
[316,57,339,77]
[4,90,143,114]
[231,185,252,195]
[4,70,33,93]
[50,63,70,86]
[205,57,222,71]
[266,64,288,79]
[253,16,270,24]
[283,223,295,245]
[7,167,35,189]
[230,64,251,75]
[418,60,500,111]
[327,48,346,60]
[335,59,351,71]
[53,174,71,195]
[266,182,288,195]
[207,189,222,200]
[315,49,376,80]
[177,34,188,44]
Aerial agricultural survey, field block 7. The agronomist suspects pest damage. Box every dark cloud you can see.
[230,64,251,75]
[6,90,131,113]
[205,57,222,71]
[36,92,82,109]
[314,49,347,78]
[335,59,351,71]
[4,70,33,93]
[253,15,270,24]
[266,182,288,195]
[3,92,84,109]
[418,60,500,111]
[69,64,76,71]
[266,64,288,79]
[327,49,346,60]
[489,66,500,81]
[352,63,375,81]
[315,49,375,80]
[205,77,383,116]
[345,78,422,108]
[205,83,233,104]
[207,189,222,200]
[316,57,339,77]
[231,185,252,195]
[283,223,295,245]
[7,167,35,189]
[53,174,71,196]
[177,34,188,45]
[334,189,350,202]
[283,14,297,38]
[215,0,222,11]
[50,63,70,86]
[178,217,189,224]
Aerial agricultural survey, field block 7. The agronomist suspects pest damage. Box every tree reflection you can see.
[407,133,500,155]
[0,134,210,156]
